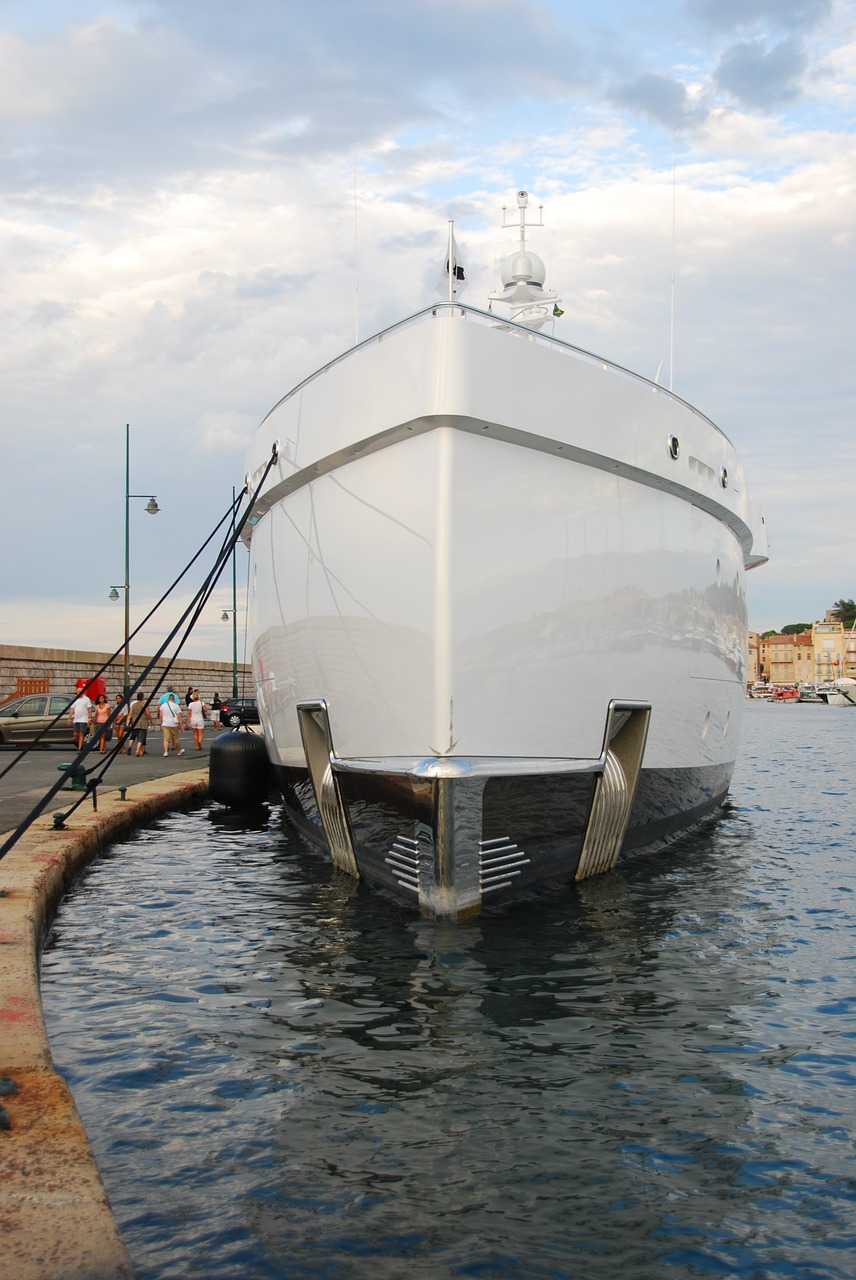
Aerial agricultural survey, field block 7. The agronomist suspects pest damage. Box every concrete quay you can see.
[0,748,211,1279]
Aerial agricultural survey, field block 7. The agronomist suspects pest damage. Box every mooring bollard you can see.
[57,762,87,791]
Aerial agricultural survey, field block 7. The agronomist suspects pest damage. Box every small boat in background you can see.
[818,679,856,707]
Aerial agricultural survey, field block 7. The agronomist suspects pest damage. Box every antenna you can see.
[500,190,545,244]
[670,143,676,392]
[353,149,359,345]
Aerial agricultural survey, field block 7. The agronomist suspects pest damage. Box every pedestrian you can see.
[67,689,93,749]
[211,692,221,728]
[185,689,208,751]
[159,692,184,756]
[93,693,112,754]
[127,693,153,756]
[114,694,129,754]
[185,685,194,706]
[158,684,180,706]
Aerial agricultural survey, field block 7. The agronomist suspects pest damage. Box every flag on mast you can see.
[436,226,467,300]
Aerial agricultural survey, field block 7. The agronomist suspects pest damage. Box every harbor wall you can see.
[0,644,251,705]
[0,769,209,1279]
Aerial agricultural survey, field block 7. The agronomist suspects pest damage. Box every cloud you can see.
[197,410,260,454]
[715,36,808,109]
[0,1,587,198]
[29,299,79,327]
[0,587,245,662]
[0,0,853,649]
[609,73,708,130]
[685,0,833,35]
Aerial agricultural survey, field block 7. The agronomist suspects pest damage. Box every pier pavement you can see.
[0,732,214,835]
[0,734,218,1279]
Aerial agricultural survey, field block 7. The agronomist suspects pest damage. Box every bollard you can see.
[57,762,87,791]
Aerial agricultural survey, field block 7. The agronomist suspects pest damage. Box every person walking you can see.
[159,692,184,757]
[185,689,208,751]
[67,690,93,749]
[185,685,194,707]
[92,693,112,754]
[127,693,153,756]
[184,691,207,747]
[114,694,130,754]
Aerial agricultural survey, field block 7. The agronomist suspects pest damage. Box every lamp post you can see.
[109,423,160,699]
[221,485,239,698]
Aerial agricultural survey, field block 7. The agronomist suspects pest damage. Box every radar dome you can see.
[500,251,546,288]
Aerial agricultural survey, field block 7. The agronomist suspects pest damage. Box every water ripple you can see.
[41,704,856,1279]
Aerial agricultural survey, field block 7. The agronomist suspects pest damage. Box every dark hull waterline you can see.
[273,760,732,916]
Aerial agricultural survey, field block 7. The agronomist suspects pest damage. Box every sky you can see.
[1,0,854,663]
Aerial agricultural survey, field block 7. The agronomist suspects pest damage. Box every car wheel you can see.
[228,713,242,727]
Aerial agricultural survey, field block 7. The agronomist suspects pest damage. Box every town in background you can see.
[749,610,856,688]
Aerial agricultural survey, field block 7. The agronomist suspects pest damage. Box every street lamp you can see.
[221,608,238,698]
[108,423,160,699]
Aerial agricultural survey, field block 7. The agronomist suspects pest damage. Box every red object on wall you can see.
[77,676,107,700]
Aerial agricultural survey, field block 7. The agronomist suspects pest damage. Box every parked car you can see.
[217,696,259,728]
[0,694,75,746]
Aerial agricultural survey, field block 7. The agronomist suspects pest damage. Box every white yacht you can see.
[242,192,769,919]
[819,679,856,707]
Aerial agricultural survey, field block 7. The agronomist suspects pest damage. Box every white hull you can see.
[820,679,856,707]
[244,305,767,917]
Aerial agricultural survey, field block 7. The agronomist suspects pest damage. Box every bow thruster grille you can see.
[479,836,530,894]
[385,835,420,895]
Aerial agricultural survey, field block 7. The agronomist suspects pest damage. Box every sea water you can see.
[41,702,856,1279]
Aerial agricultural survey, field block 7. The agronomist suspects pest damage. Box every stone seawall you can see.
[0,769,209,1279]
[0,644,251,705]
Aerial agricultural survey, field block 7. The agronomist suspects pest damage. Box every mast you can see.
[489,190,560,331]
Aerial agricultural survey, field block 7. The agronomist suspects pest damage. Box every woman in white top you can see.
[185,690,208,751]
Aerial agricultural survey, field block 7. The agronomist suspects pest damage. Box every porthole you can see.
[668,434,680,460]
[719,466,728,488]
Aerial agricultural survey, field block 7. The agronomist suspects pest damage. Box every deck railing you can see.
[259,302,730,444]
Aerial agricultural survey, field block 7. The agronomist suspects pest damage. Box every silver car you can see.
[0,694,75,746]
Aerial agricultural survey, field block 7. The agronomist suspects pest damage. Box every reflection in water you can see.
[42,706,856,1279]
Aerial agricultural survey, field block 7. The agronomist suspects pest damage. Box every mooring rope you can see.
[0,443,279,862]
[0,493,243,784]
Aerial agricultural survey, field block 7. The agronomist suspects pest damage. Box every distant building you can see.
[812,615,847,684]
[758,612,856,686]
[747,631,761,685]
[793,630,813,685]
[760,632,798,686]
[845,624,856,679]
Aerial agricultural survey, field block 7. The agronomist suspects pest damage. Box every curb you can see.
[0,769,209,1280]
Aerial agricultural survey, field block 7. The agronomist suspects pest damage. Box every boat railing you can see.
[259,303,730,443]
